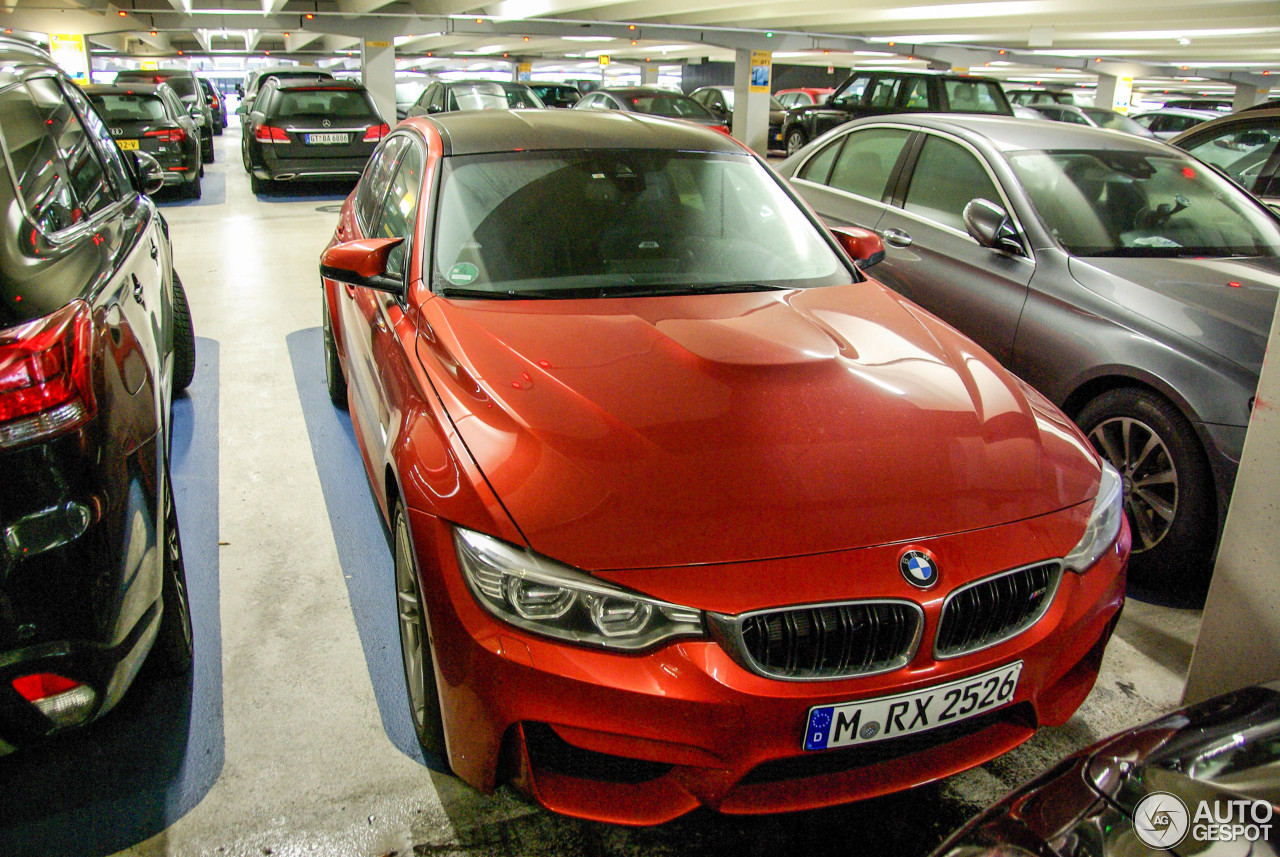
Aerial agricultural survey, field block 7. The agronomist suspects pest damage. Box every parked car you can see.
[241,80,390,194]
[931,682,1280,857]
[1172,106,1280,213]
[238,64,336,116]
[395,75,431,120]
[779,114,1279,590]
[528,82,581,109]
[0,35,196,752]
[1130,107,1219,139]
[319,108,1128,823]
[1162,97,1233,112]
[1005,87,1079,107]
[83,81,203,199]
[405,79,544,116]
[780,69,1013,155]
[689,85,787,149]
[113,67,214,163]
[573,86,730,133]
[198,77,227,134]
[1033,103,1156,137]
[775,87,834,109]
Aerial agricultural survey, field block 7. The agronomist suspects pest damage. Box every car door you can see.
[339,134,409,463]
[787,124,915,235]
[871,131,1034,364]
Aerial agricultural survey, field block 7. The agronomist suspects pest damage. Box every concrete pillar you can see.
[1232,83,1269,112]
[732,47,770,156]
[1183,304,1280,704]
[1093,73,1119,113]
[641,63,659,86]
[360,38,396,125]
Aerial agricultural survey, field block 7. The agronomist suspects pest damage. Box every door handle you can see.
[149,240,159,260]
[881,228,913,248]
[131,274,146,306]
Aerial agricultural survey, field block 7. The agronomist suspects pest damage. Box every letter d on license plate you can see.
[804,661,1022,751]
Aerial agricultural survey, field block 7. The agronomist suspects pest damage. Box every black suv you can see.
[113,68,215,163]
[0,35,196,753]
[780,69,1013,155]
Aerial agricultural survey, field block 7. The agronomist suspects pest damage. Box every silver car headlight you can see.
[454,527,705,651]
[1063,461,1124,573]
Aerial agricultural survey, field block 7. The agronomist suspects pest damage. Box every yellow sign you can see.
[598,54,610,67]
[366,40,391,48]
[1112,76,1134,114]
[49,33,89,82]
[750,50,771,92]
[141,60,159,70]
[517,62,532,81]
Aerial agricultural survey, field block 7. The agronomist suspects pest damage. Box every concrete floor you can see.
[69,122,1206,856]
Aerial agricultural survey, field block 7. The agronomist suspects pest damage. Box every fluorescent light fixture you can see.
[562,36,615,42]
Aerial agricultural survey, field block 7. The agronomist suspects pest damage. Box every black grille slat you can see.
[736,601,920,680]
[936,562,1060,658]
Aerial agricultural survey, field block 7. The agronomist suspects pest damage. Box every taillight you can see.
[145,127,187,143]
[0,300,96,447]
[13,673,98,729]
[254,124,290,143]
[363,123,391,142]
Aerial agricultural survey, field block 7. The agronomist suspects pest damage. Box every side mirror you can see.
[320,238,405,295]
[426,103,443,114]
[963,198,1024,255]
[132,151,166,195]
[829,225,885,269]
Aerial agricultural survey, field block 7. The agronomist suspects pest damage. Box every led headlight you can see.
[454,527,705,651]
[1063,461,1124,573]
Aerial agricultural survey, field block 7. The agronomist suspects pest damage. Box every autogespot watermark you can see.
[1134,792,1274,849]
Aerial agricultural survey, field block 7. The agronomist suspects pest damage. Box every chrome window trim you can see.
[933,560,1063,660]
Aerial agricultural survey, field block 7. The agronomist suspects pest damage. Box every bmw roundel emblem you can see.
[900,550,939,588]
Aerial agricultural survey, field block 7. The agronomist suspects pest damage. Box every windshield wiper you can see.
[438,287,575,300]
[598,282,790,298]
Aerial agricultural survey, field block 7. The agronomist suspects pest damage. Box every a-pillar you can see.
[1183,301,1280,703]
[641,63,659,86]
[361,38,396,125]
[1232,82,1270,111]
[732,47,771,156]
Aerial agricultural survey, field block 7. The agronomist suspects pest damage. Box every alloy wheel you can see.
[395,515,428,733]
[1088,415,1178,552]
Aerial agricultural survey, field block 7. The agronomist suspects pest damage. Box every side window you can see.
[354,135,408,234]
[428,85,446,113]
[903,135,1002,232]
[944,80,1005,114]
[832,76,871,109]
[867,77,903,109]
[1181,122,1280,189]
[795,136,843,185]
[372,144,425,280]
[26,77,117,217]
[827,127,913,200]
[899,78,930,109]
[1132,114,1159,129]
[58,77,133,196]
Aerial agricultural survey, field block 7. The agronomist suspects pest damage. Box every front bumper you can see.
[407,503,1128,825]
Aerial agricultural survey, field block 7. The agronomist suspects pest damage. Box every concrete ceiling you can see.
[3,0,1277,95]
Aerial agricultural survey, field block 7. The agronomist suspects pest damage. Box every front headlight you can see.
[454,528,705,651]
[1063,461,1124,573]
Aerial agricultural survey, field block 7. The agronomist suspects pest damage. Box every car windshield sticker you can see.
[447,262,479,285]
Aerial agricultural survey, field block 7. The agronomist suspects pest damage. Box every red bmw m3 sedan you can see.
[319,108,1129,824]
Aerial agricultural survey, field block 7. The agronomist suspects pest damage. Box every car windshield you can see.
[1082,108,1149,135]
[625,94,714,119]
[274,88,376,120]
[117,72,194,99]
[448,83,542,110]
[1009,149,1280,257]
[89,93,168,123]
[433,148,851,298]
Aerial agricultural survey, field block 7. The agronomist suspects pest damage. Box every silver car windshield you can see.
[432,149,852,298]
[1009,149,1280,257]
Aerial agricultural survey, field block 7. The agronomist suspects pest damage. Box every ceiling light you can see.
[1178,37,1191,45]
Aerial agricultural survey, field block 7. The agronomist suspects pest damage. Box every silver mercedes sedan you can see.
[779,114,1280,595]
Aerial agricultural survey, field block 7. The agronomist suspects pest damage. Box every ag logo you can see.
[899,549,938,588]
[1134,791,1190,849]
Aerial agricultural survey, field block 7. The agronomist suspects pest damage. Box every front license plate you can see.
[117,139,139,151]
[305,133,349,145]
[803,661,1023,751]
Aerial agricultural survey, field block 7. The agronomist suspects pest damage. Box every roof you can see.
[411,109,748,157]
[83,82,168,96]
[843,113,1174,154]
[275,79,367,91]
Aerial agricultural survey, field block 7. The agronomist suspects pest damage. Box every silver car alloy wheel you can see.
[1088,416,1178,552]
[394,513,429,734]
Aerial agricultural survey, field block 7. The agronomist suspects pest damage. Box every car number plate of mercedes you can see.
[804,661,1023,751]
[305,133,349,145]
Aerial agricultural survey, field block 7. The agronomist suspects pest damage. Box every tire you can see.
[213,124,223,137]
[786,127,809,156]
[394,505,449,765]
[171,271,197,392]
[183,174,202,200]
[201,134,214,164]
[322,292,348,409]
[151,461,194,675]
[1077,387,1215,590]
[250,172,269,194]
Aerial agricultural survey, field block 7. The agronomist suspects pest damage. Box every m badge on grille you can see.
[899,550,938,588]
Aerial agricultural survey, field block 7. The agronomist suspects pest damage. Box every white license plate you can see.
[305,133,349,145]
[803,661,1023,751]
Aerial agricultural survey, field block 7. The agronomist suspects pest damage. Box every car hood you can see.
[419,282,1099,570]
[1067,255,1279,375]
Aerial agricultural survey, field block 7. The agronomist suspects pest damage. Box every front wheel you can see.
[322,292,348,409]
[394,505,450,766]
[1078,387,1215,590]
[786,127,809,156]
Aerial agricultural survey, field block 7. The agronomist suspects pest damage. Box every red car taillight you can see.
[145,127,187,143]
[363,123,391,142]
[0,300,96,447]
[254,124,290,143]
